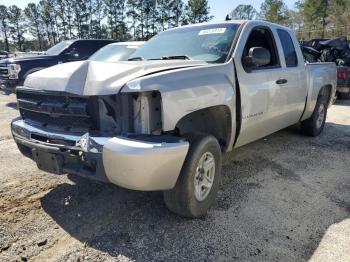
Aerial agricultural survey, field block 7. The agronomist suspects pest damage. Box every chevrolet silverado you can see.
[11,20,337,218]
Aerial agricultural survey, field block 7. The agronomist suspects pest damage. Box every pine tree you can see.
[303,0,346,38]
[230,4,256,20]
[0,5,10,51]
[126,0,139,39]
[260,0,289,24]
[169,0,184,28]
[8,5,26,51]
[104,0,129,40]
[25,3,44,50]
[56,0,68,39]
[186,0,212,24]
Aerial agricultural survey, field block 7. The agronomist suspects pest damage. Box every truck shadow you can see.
[5,102,17,109]
[40,123,350,261]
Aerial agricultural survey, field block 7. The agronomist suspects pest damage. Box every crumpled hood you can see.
[24,60,208,96]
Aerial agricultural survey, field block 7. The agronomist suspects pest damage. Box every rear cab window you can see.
[277,29,298,67]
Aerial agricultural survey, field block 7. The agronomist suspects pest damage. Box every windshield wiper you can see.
[128,56,145,61]
[149,55,192,61]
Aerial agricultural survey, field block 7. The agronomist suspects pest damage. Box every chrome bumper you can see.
[12,119,189,191]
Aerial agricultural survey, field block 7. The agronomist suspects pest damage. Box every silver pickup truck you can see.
[11,20,337,218]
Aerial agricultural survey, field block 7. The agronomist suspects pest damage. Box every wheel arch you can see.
[319,84,333,107]
[175,105,233,152]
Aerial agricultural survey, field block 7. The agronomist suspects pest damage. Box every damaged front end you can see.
[12,87,189,191]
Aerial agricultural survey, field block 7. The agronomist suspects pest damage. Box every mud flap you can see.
[32,149,64,174]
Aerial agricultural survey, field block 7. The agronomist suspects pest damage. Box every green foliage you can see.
[260,0,289,24]
[186,0,213,24]
[1,0,206,51]
[8,5,26,51]
[230,4,257,20]
[2,0,348,51]
[24,3,44,50]
[0,5,10,51]
[297,0,348,39]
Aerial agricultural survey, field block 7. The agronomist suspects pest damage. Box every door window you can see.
[277,29,298,67]
[242,27,280,70]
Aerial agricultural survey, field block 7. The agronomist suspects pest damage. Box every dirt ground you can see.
[0,87,349,262]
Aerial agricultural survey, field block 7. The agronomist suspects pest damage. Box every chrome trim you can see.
[0,66,9,77]
[12,119,190,191]
[12,119,110,152]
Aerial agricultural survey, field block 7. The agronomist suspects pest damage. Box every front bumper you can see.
[11,119,189,191]
[0,78,19,88]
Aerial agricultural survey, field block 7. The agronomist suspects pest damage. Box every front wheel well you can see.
[175,105,232,152]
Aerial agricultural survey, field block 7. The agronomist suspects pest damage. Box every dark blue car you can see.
[0,39,115,88]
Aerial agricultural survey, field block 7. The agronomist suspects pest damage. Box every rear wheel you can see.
[301,93,328,137]
[163,133,222,218]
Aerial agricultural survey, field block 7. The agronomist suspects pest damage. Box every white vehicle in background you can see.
[88,41,145,62]
[12,21,336,218]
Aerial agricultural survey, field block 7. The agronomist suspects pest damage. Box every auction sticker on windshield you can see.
[199,28,226,35]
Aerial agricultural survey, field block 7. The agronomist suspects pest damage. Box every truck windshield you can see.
[89,44,140,62]
[46,41,73,56]
[129,23,240,63]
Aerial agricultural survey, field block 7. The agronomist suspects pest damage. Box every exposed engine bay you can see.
[16,87,163,138]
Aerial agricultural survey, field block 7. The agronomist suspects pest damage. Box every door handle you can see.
[276,79,288,85]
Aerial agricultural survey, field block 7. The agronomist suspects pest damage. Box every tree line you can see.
[229,0,350,40]
[0,0,212,52]
[1,0,350,52]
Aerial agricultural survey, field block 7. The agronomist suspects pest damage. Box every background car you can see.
[89,41,145,63]
[0,39,116,88]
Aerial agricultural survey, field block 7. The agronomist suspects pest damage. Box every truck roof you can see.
[167,20,294,34]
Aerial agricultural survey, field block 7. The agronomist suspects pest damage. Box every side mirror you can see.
[243,47,271,72]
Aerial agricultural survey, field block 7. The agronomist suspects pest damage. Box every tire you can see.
[301,92,328,137]
[163,133,222,218]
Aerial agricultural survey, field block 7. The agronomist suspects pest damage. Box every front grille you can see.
[16,87,97,133]
[0,67,9,77]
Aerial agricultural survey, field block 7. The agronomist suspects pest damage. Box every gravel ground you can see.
[0,87,349,262]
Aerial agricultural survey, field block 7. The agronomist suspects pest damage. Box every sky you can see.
[0,0,297,21]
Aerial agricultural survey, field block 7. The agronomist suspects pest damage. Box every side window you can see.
[80,42,109,59]
[277,29,298,67]
[69,41,95,59]
[65,42,80,56]
[74,41,89,59]
[242,27,280,70]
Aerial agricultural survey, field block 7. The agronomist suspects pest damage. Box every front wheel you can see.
[301,94,328,137]
[163,133,222,218]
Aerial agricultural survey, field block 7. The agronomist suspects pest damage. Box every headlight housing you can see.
[8,64,21,79]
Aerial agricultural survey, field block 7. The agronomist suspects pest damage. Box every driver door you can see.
[233,25,292,147]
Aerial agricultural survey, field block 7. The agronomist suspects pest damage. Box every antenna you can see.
[225,15,232,21]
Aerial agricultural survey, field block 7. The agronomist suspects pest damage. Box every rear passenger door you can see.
[275,29,307,124]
